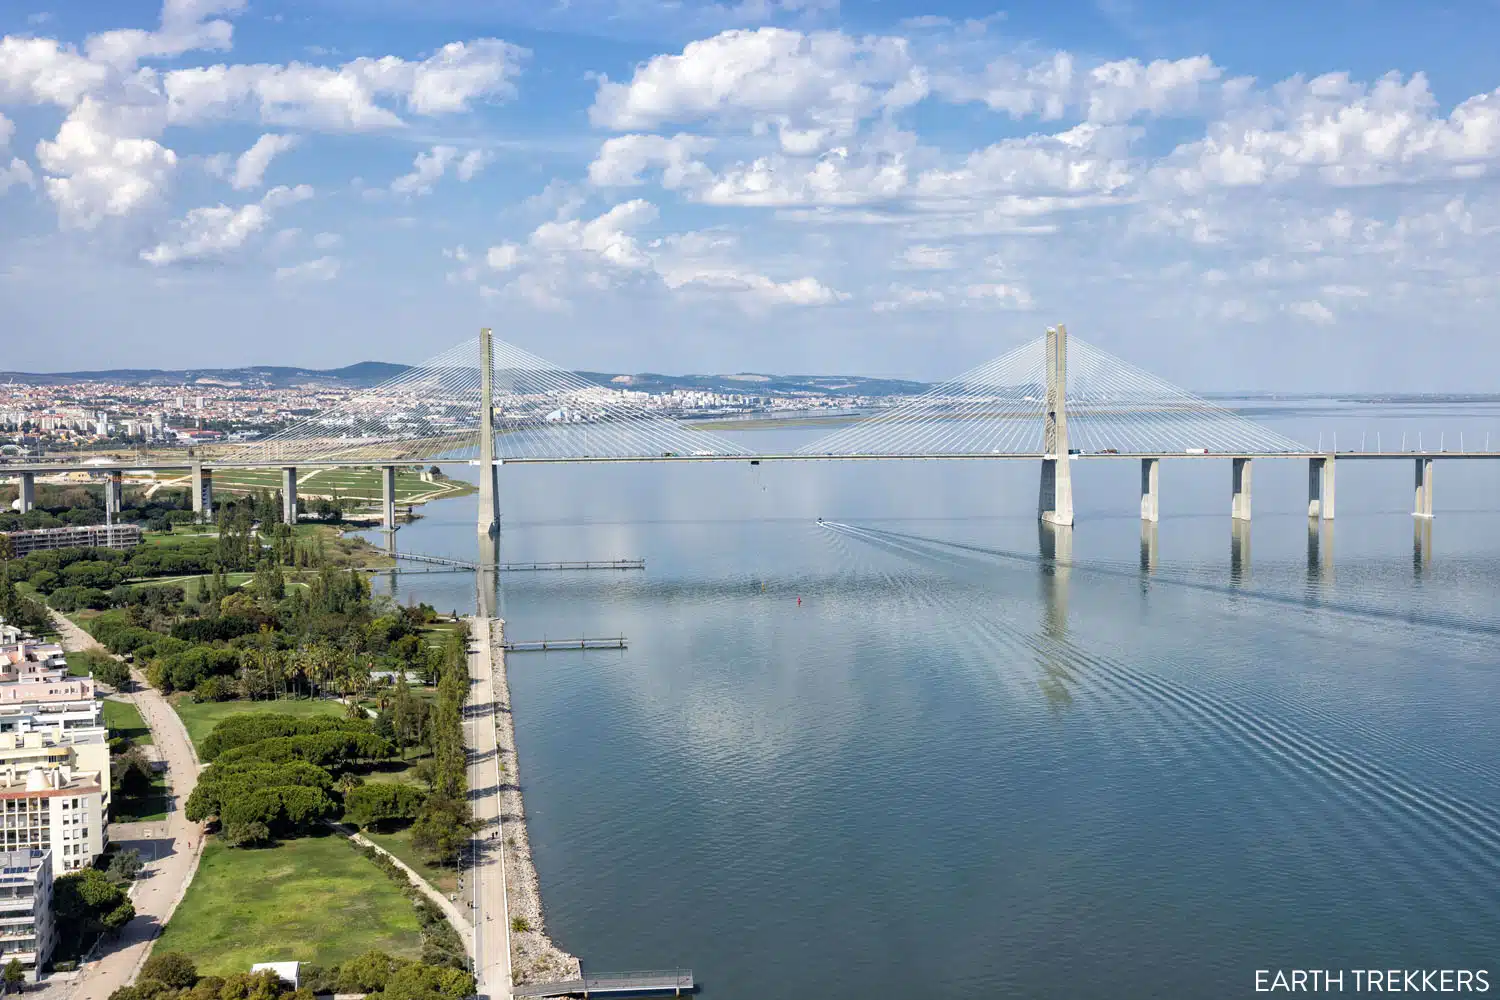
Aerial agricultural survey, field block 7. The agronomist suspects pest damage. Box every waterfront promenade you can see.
[466,616,513,1000]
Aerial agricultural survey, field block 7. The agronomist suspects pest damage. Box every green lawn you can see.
[205,467,470,502]
[362,828,459,895]
[154,833,426,974]
[111,773,169,823]
[65,652,93,678]
[174,698,348,754]
[103,698,153,746]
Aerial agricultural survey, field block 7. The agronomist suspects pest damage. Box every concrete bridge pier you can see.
[104,471,123,516]
[17,472,34,513]
[1307,520,1334,583]
[1308,456,1335,519]
[476,531,501,619]
[1139,520,1158,574]
[191,463,213,520]
[1231,457,1252,521]
[477,328,500,536]
[1413,518,1433,574]
[1413,457,1434,518]
[382,466,398,531]
[1139,457,1160,522]
[1230,519,1252,581]
[282,467,298,525]
[1038,325,1074,526]
[1038,522,1071,637]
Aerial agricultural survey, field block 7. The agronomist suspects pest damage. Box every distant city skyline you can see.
[3,1,1499,390]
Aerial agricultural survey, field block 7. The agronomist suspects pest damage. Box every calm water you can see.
[365,401,1500,999]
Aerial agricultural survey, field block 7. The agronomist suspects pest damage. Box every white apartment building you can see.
[0,645,104,736]
[0,849,54,978]
[0,640,69,679]
[0,764,107,878]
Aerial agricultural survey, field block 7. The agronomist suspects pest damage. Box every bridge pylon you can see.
[1039,324,1075,526]
[477,327,500,536]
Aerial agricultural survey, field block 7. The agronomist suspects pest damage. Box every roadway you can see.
[465,617,512,1000]
[47,615,206,1000]
[6,449,1500,476]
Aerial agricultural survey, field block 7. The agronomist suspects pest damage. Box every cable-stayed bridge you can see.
[6,327,1492,532]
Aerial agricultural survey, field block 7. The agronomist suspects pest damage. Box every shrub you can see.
[200,714,372,762]
[28,569,60,593]
[49,586,111,611]
[150,646,241,695]
[170,616,259,643]
[87,652,132,689]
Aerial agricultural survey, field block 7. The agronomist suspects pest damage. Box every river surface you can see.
[363,399,1500,999]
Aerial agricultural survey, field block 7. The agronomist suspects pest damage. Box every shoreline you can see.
[488,618,582,986]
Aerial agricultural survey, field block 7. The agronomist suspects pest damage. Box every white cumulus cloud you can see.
[141,183,312,265]
[588,134,715,187]
[230,133,297,190]
[660,266,848,305]
[1287,299,1335,324]
[590,27,924,139]
[275,255,341,281]
[36,99,178,229]
[391,145,490,194]
[162,39,526,131]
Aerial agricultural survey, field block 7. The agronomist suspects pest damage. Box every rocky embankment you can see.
[489,623,582,986]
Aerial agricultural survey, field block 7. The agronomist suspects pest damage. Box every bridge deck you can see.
[5,451,1500,475]
[510,970,694,997]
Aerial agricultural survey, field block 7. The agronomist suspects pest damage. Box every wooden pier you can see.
[503,559,645,572]
[511,969,694,997]
[503,637,628,652]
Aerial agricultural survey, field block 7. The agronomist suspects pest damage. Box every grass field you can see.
[174,697,348,754]
[154,833,426,974]
[363,828,459,895]
[103,698,153,746]
[177,467,473,504]
[65,652,93,678]
[111,773,169,823]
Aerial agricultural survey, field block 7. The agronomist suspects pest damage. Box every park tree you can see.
[368,962,474,1000]
[390,674,430,757]
[409,794,473,867]
[251,558,284,610]
[53,869,134,950]
[84,650,131,689]
[335,952,401,994]
[344,783,426,830]
[3,958,24,991]
[105,848,144,884]
[112,747,153,799]
[140,952,198,989]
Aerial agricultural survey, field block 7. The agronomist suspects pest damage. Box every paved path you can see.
[465,617,512,1000]
[49,614,207,1000]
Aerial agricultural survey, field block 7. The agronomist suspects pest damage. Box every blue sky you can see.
[2,0,1499,389]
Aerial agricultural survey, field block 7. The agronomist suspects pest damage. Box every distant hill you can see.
[575,371,930,398]
[0,362,414,389]
[2,363,933,397]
